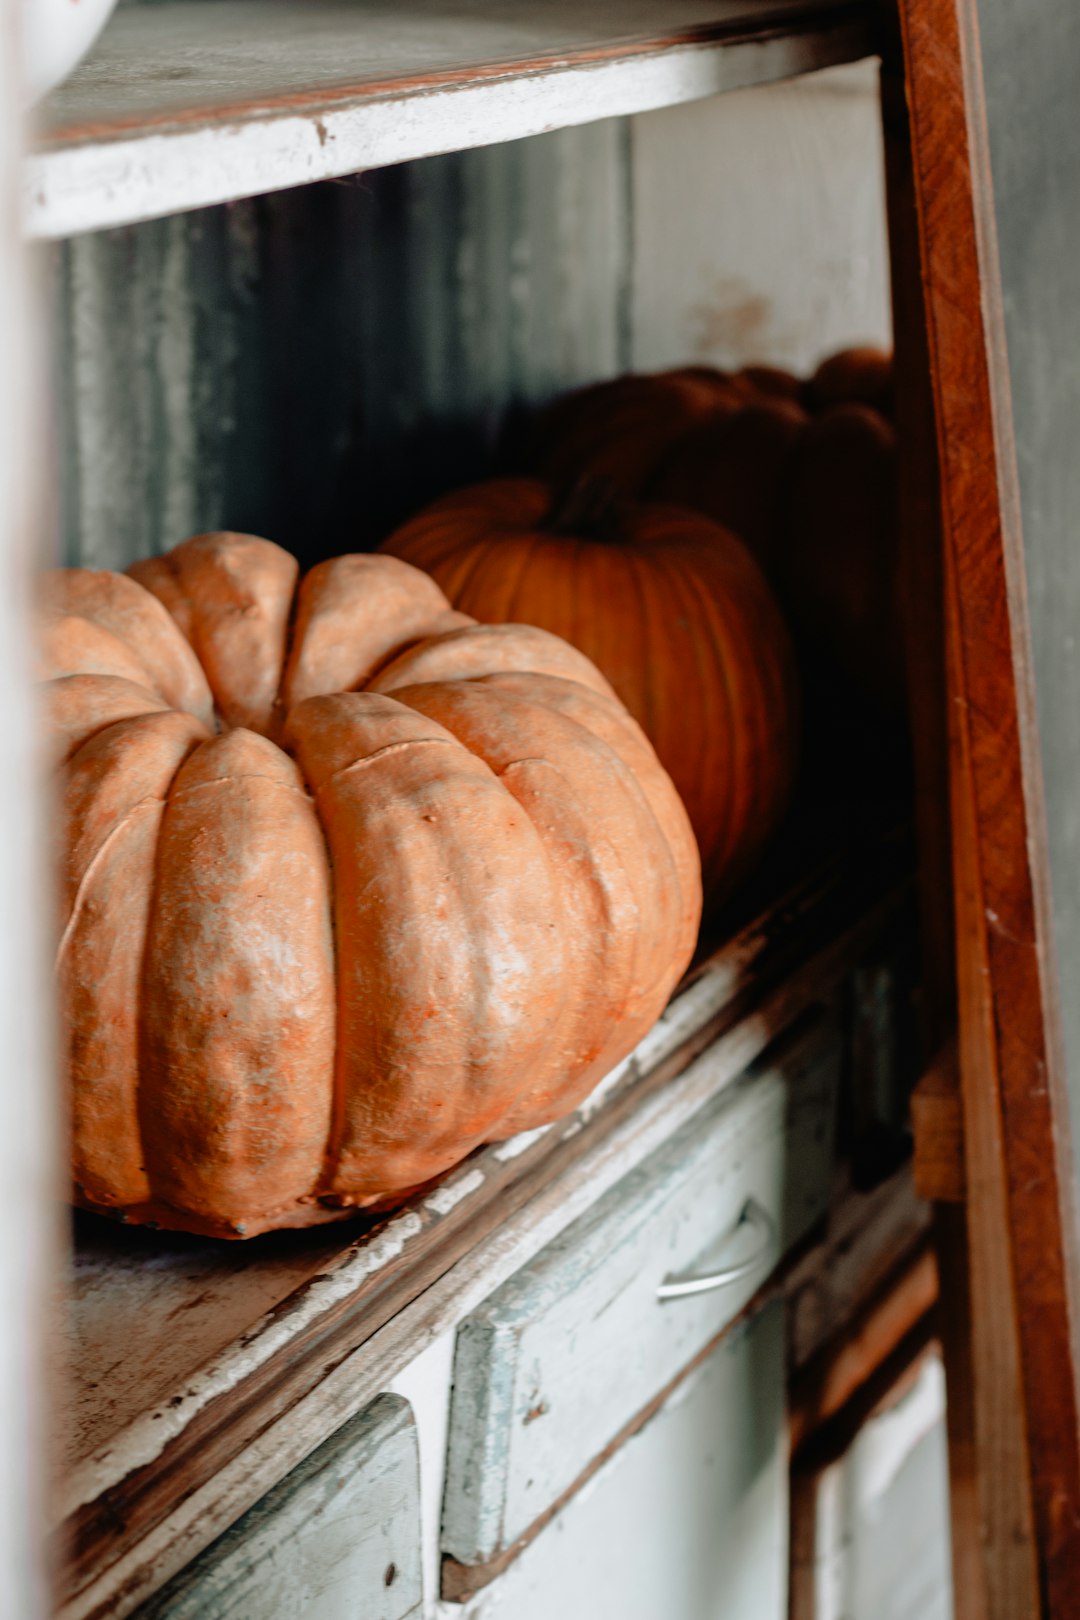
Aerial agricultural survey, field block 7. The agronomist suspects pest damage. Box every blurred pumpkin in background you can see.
[519,347,903,721]
[382,478,799,902]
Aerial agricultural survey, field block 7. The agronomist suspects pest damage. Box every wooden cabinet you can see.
[452,1300,788,1620]
[6,3,987,1617]
[442,1019,838,1575]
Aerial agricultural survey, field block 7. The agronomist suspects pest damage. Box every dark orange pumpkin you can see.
[526,368,742,494]
[381,480,799,901]
[647,395,809,569]
[775,402,903,716]
[42,535,700,1237]
[803,346,893,415]
[525,353,901,715]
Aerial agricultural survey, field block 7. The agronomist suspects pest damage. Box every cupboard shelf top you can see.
[28,0,872,239]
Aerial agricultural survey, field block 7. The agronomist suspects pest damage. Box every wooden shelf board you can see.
[28,0,874,239]
[57,825,909,1620]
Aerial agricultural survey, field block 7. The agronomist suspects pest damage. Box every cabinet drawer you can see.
[793,1352,952,1620]
[453,1299,787,1620]
[443,1017,839,1570]
[138,1394,422,1619]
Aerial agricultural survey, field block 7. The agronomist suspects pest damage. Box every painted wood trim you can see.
[26,2,874,238]
[894,0,1080,1610]
[134,1395,422,1619]
[57,860,908,1620]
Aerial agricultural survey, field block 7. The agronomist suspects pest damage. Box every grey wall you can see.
[977,7,1080,1149]
[50,62,890,574]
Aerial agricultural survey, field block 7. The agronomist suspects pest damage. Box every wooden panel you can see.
[894,0,1080,1611]
[628,61,891,374]
[441,1018,838,1571]
[910,1045,964,1204]
[135,1395,421,1619]
[28,0,873,237]
[452,1300,787,1620]
[792,1352,952,1620]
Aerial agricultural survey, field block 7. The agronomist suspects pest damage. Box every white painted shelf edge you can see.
[27,0,873,238]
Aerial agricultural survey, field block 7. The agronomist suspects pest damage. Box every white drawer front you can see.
[138,1394,422,1619]
[443,1018,839,1568]
[802,1353,953,1620]
[455,1299,787,1620]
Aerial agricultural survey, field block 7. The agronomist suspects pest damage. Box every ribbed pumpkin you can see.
[381,480,799,901]
[776,402,903,716]
[43,533,700,1238]
[647,395,809,568]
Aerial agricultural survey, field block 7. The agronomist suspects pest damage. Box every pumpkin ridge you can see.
[658,548,718,868]
[702,567,761,887]
[442,530,511,612]
[625,546,659,744]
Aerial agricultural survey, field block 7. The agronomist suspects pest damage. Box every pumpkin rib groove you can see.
[313,734,463,788]
[167,772,317,804]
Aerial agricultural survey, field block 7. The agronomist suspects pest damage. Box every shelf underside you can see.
[29,0,874,238]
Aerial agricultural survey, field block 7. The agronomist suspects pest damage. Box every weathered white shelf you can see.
[28,0,873,239]
[56,825,909,1620]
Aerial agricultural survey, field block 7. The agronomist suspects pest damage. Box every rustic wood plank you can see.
[910,1045,964,1203]
[878,27,984,1616]
[27,0,874,238]
[56,840,910,1620]
[135,1395,422,1619]
[894,0,1080,1611]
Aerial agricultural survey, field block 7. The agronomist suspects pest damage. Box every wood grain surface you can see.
[895,0,1080,1611]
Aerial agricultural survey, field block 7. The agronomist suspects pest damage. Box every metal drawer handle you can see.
[656,1198,776,1302]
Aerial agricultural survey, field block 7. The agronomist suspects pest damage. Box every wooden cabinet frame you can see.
[886,2,1080,1614]
[8,2,1079,1614]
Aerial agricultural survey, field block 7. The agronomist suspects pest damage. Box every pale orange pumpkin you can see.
[381,480,799,901]
[43,534,700,1238]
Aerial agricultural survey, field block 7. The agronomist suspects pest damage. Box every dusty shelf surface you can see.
[29,0,873,238]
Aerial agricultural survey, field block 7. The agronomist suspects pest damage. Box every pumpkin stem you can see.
[546,476,631,543]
